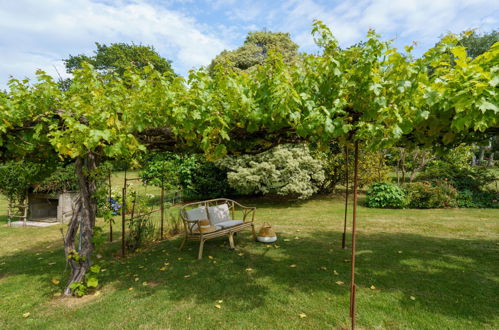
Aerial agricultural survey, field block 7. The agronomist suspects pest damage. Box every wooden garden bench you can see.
[179,198,257,259]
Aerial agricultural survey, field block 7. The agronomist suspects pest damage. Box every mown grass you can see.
[0,192,498,329]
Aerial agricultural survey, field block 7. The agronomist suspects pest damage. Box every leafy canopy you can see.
[1,22,497,167]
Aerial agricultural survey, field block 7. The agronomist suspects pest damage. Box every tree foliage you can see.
[64,42,175,76]
[209,31,299,73]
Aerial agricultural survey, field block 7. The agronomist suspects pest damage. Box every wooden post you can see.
[108,172,113,242]
[350,141,359,329]
[160,181,165,240]
[342,145,349,249]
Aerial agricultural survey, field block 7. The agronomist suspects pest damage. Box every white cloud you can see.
[0,0,230,87]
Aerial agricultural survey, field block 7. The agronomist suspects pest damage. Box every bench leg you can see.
[251,223,257,241]
[179,235,187,250]
[198,239,205,260]
[228,232,235,250]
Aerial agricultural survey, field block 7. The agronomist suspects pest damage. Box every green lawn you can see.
[0,193,498,329]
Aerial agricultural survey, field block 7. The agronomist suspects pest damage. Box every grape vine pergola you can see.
[0,22,497,329]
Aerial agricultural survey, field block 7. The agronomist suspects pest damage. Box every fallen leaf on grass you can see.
[294,237,300,240]
[177,257,183,261]
[128,287,134,291]
[370,285,376,290]
[215,304,222,309]
[134,278,139,282]
[159,267,167,271]
[22,312,30,318]
[217,299,223,303]
[142,282,148,286]
[274,245,280,248]
[94,290,101,296]
[320,266,327,271]
[410,296,416,301]
[208,256,213,259]
[335,281,345,286]
[245,268,253,272]
[48,262,56,265]
[238,253,244,256]
[398,251,403,254]
[53,292,61,297]
[333,270,339,276]
[51,279,60,285]
[299,313,307,318]
[283,239,291,242]
[184,275,191,278]
[289,264,297,268]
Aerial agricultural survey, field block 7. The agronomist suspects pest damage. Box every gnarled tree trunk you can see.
[63,153,98,296]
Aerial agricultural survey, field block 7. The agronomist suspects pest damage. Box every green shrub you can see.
[365,182,406,208]
[419,160,496,192]
[404,181,458,208]
[457,189,499,208]
[218,144,325,199]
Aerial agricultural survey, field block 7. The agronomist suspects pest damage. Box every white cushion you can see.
[185,206,208,222]
[216,220,244,229]
[207,204,231,225]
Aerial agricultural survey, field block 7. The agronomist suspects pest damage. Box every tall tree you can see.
[64,42,175,76]
[209,31,299,72]
[459,30,499,58]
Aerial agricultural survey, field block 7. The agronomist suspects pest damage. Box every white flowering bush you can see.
[218,144,325,199]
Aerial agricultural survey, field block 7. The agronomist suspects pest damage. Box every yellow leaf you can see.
[177,257,183,261]
[208,256,213,259]
[333,270,339,276]
[294,237,300,240]
[142,281,148,286]
[238,253,244,256]
[245,268,253,272]
[22,312,30,318]
[289,264,297,268]
[160,267,166,271]
[274,245,280,248]
[335,281,344,286]
[128,287,134,291]
[217,299,223,303]
[398,251,403,254]
[94,290,101,296]
[48,262,56,265]
[51,279,60,285]
[215,304,222,309]
[53,292,61,297]
[299,313,307,318]
[370,285,376,290]
[213,261,217,264]
[410,296,416,301]
[184,275,191,278]
[134,278,139,282]
[138,266,144,269]
[283,239,291,242]
[320,266,327,271]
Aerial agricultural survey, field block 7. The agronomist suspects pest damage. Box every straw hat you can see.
[193,219,218,234]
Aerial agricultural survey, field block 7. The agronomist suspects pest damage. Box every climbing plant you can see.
[0,21,497,298]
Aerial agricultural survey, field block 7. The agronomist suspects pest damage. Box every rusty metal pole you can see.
[121,170,127,256]
[108,172,113,242]
[349,141,359,329]
[160,181,165,240]
[342,146,349,249]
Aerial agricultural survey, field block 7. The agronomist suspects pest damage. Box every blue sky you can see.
[0,0,497,87]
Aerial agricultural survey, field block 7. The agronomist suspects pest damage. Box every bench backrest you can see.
[180,198,236,226]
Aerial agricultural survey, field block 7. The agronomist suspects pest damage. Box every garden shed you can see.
[28,191,78,223]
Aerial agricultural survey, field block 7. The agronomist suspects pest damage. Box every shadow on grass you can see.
[0,227,497,323]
